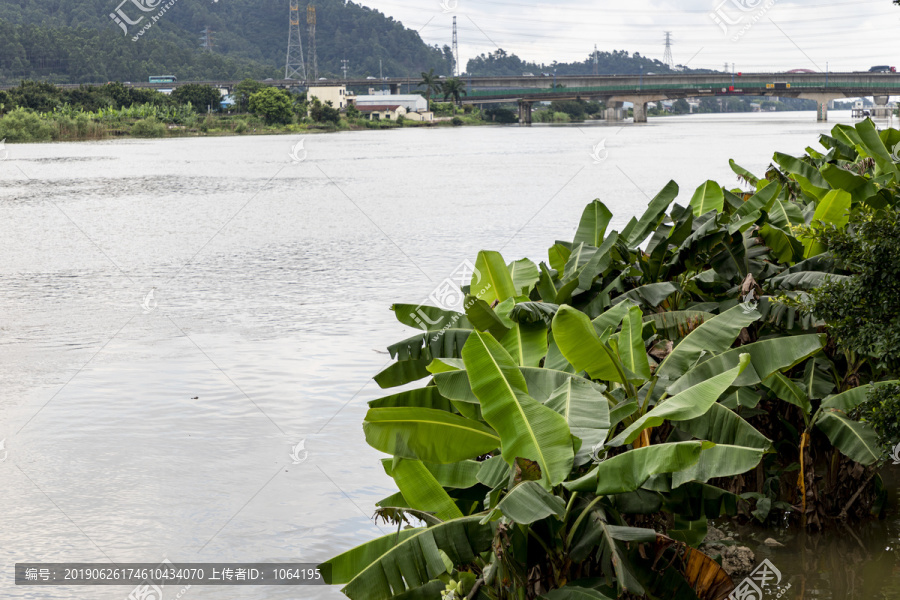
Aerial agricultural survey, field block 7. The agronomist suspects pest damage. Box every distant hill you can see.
[466,48,714,77]
[0,0,453,84]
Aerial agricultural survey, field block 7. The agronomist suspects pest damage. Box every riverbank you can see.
[0,107,491,144]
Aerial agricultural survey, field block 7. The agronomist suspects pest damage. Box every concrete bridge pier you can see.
[518,100,533,126]
[798,93,842,122]
[626,96,663,124]
[604,100,625,122]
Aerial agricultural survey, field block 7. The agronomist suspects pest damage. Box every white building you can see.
[308,85,353,110]
[355,94,428,113]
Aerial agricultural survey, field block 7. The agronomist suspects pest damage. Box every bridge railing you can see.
[467,80,900,98]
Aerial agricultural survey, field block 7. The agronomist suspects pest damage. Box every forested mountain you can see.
[0,0,453,84]
[466,48,713,77]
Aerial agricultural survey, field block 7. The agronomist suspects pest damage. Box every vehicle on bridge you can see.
[149,75,177,84]
[869,65,897,73]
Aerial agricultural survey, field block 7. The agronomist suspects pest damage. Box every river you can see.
[1,111,898,599]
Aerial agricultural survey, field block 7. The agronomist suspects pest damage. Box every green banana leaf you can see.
[368,387,453,411]
[678,402,772,450]
[392,304,472,331]
[545,378,611,465]
[509,258,541,296]
[667,334,824,395]
[672,444,767,488]
[574,199,614,247]
[322,516,495,599]
[657,305,760,380]
[814,411,881,465]
[541,587,615,600]
[689,180,724,216]
[462,330,575,487]
[363,407,500,463]
[488,480,565,524]
[389,458,464,521]
[472,250,517,304]
[622,180,679,248]
[500,321,548,368]
[610,354,750,446]
[552,305,625,383]
[564,442,705,495]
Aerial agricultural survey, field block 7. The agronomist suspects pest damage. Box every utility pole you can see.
[285,0,306,80]
[663,32,673,70]
[341,59,349,80]
[307,5,318,80]
[452,16,460,77]
[593,44,599,76]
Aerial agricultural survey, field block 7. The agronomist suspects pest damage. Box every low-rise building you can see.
[308,85,353,110]
[358,104,407,121]
[356,93,428,113]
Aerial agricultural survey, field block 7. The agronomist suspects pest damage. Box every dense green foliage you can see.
[171,84,223,112]
[0,0,452,84]
[465,48,709,77]
[248,87,294,125]
[321,121,900,599]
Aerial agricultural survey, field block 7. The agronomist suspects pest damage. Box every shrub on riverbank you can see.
[320,119,900,600]
[0,108,54,142]
[130,118,167,138]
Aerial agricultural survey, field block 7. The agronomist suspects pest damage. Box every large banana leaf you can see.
[574,199,614,247]
[392,304,472,331]
[622,180,679,248]
[667,334,824,395]
[552,305,625,383]
[821,381,899,412]
[856,117,900,177]
[462,330,575,487]
[383,458,482,489]
[389,458,464,521]
[656,305,760,380]
[672,444,768,488]
[509,258,541,296]
[489,481,566,524]
[322,528,425,585]
[472,250,517,304]
[678,403,772,450]
[500,321,548,368]
[610,355,750,446]
[545,378,611,465]
[564,442,705,494]
[803,189,851,258]
[644,310,715,341]
[363,407,500,463]
[368,387,453,411]
[689,180,724,216]
[387,329,472,361]
[617,305,651,380]
[374,359,432,388]
[762,372,811,415]
[815,411,881,465]
[323,516,495,599]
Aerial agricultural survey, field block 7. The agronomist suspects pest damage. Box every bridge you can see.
[3,72,897,124]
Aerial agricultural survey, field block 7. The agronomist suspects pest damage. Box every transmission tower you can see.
[452,16,459,77]
[285,0,306,80]
[307,5,318,80]
[341,59,349,80]
[200,26,214,52]
[593,44,599,76]
[663,32,674,70]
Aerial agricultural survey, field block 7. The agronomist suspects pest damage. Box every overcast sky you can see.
[357,0,898,73]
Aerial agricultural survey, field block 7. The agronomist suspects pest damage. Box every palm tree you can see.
[418,68,441,109]
[440,77,467,107]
